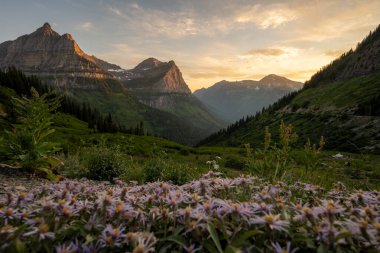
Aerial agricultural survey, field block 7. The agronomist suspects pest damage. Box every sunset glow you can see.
[1,0,379,91]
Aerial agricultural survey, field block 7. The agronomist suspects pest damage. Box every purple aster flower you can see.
[24,223,55,240]
[272,241,298,253]
[56,241,79,253]
[82,241,102,253]
[0,207,18,224]
[184,244,201,253]
[132,233,157,253]
[100,224,125,247]
[250,213,289,232]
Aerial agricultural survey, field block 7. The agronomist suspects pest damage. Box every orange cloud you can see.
[245,48,286,56]
[324,49,347,58]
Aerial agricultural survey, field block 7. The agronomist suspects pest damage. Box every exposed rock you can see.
[0,22,118,90]
[120,59,191,94]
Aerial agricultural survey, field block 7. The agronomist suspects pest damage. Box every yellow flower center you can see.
[38,224,49,234]
[133,245,145,253]
[5,208,13,216]
[264,215,274,224]
[115,203,124,213]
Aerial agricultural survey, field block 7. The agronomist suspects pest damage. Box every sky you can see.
[0,0,379,91]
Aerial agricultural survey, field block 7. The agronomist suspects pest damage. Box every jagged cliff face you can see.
[116,58,192,110]
[119,58,191,94]
[0,23,116,90]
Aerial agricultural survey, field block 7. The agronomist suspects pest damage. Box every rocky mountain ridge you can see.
[0,23,112,80]
[194,75,302,123]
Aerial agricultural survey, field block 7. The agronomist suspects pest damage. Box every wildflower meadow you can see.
[0,171,378,252]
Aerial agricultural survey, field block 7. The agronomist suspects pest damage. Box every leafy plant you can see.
[0,87,61,179]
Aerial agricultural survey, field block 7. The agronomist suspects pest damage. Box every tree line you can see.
[0,67,147,135]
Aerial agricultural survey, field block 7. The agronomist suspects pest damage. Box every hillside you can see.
[0,23,223,145]
[200,25,380,153]
[194,75,302,123]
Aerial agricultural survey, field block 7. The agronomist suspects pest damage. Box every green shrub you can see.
[142,158,162,182]
[162,165,189,185]
[224,155,246,170]
[118,158,145,183]
[143,157,200,184]
[179,148,190,156]
[86,147,123,182]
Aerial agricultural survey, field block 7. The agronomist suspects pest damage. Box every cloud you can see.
[109,6,122,16]
[245,48,286,57]
[238,47,300,60]
[107,5,201,39]
[105,2,301,39]
[278,69,316,82]
[78,22,93,32]
[235,4,298,29]
[324,49,347,58]
[282,1,380,43]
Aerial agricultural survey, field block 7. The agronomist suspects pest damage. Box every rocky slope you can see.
[194,75,302,123]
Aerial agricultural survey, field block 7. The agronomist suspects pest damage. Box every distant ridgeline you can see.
[194,75,302,123]
[0,68,147,135]
[199,24,380,153]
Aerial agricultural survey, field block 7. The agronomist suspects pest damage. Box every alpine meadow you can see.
[0,1,379,252]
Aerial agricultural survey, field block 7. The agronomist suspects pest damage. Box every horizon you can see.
[1,0,380,91]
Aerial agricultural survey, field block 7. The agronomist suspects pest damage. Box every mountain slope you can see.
[194,75,302,123]
[200,25,380,153]
[0,23,223,145]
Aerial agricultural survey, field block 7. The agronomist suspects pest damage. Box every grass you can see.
[49,114,380,190]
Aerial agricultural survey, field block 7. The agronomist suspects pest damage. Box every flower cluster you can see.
[0,171,379,252]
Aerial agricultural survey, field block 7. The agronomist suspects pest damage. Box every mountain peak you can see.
[42,22,52,30]
[0,22,113,81]
[260,74,285,82]
[135,57,164,70]
[62,33,74,41]
[259,74,303,89]
[35,22,57,37]
[123,58,191,94]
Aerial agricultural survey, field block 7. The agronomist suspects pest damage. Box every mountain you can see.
[200,25,380,153]
[194,75,302,123]
[123,58,191,94]
[0,23,112,79]
[98,57,225,134]
[0,23,223,145]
